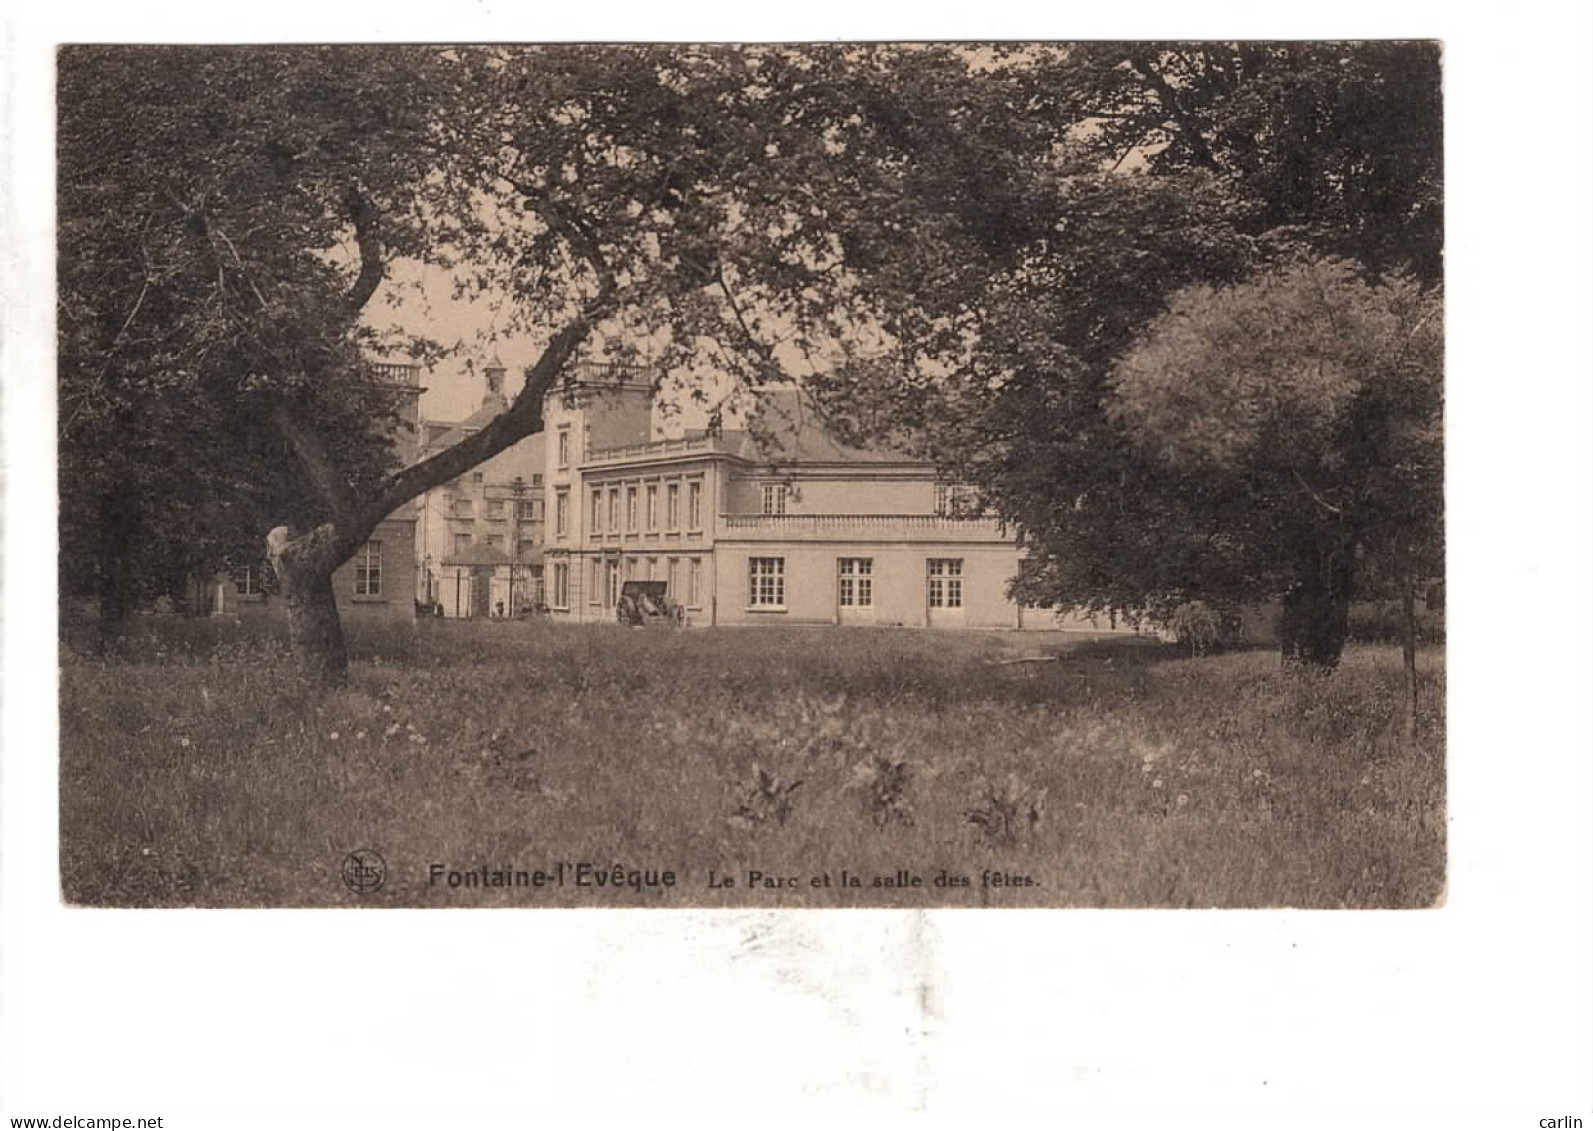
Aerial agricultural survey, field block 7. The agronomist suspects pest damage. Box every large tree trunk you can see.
[94,487,140,652]
[267,525,350,685]
[280,565,349,684]
[1278,539,1356,671]
[1401,580,1419,748]
[255,291,602,688]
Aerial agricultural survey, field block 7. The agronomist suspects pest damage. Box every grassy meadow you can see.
[58,617,1445,908]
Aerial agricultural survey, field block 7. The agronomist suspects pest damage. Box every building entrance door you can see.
[837,557,875,625]
[444,569,472,619]
[925,558,966,627]
[471,568,492,618]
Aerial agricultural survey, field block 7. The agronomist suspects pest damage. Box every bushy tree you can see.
[1108,259,1442,667]
[58,46,449,643]
[809,42,1442,670]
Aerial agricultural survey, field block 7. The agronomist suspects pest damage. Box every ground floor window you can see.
[667,557,679,598]
[552,562,570,609]
[233,564,265,597]
[927,558,962,609]
[688,557,702,606]
[589,558,602,605]
[355,541,383,597]
[606,559,620,607]
[749,557,785,608]
[838,558,873,607]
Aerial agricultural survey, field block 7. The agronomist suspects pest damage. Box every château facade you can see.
[525,367,1127,632]
[204,357,1140,634]
[196,357,1280,639]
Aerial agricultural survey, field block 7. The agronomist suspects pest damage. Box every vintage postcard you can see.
[8,12,1591,1126]
[54,41,1444,911]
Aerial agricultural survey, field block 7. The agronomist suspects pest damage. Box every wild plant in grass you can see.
[849,753,915,829]
[457,728,542,791]
[728,763,803,829]
[965,772,1048,849]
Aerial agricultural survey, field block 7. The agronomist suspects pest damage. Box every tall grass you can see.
[59,618,1444,907]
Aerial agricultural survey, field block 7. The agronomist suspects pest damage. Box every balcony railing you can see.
[371,362,422,386]
[716,513,1008,539]
[585,436,725,466]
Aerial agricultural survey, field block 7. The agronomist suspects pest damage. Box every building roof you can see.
[421,360,515,451]
[428,400,505,445]
[716,388,915,466]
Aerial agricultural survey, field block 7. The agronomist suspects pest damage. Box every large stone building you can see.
[198,357,1285,639]
[414,358,547,618]
[534,366,1127,632]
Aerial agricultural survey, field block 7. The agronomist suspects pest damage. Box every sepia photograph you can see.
[53,41,1447,910]
[6,5,1593,1124]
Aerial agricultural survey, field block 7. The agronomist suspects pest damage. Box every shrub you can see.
[1170,601,1222,656]
[965,772,1048,850]
[849,754,915,829]
[728,763,803,829]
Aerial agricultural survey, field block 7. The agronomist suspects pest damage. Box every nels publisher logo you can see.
[341,849,388,895]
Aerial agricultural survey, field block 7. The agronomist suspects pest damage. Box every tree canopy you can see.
[1109,259,1442,662]
[58,46,450,620]
[58,42,1443,675]
[58,44,1060,675]
[808,42,1443,666]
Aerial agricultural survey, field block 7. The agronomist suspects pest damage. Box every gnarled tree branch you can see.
[1291,467,1344,516]
[273,402,359,524]
[345,185,385,315]
[343,251,620,561]
[1126,53,1221,173]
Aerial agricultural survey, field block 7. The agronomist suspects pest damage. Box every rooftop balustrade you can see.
[585,436,728,465]
[716,512,1008,540]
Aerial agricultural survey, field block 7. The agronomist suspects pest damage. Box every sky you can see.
[373,257,814,436]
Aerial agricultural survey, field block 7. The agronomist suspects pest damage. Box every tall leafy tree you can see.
[59,46,449,644]
[1109,259,1442,667]
[811,41,1443,669]
[1040,41,1443,283]
[58,44,1057,681]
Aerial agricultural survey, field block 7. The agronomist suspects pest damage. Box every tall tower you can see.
[539,362,656,616]
[481,355,509,412]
